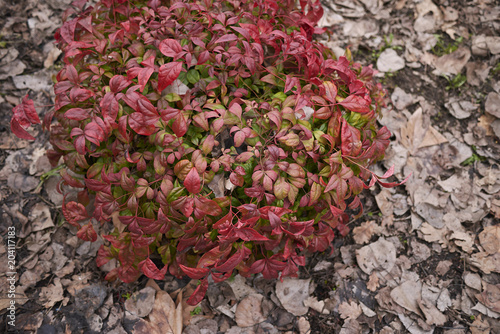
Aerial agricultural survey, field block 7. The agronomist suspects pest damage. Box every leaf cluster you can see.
[11,0,402,304]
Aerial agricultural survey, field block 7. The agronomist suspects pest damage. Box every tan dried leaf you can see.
[450,231,475,253]
[235,294,266,327]
[479,226,500,255]
[476,283,500,313]
[470,252,500,274]
[471,315,490,334]
[338,301,362,320]
[133,290,178,334]
[419,222,449,245]
[39,278,64,308]
[418,299,447,326]
[353,220,380,244]
[367,272,380,292]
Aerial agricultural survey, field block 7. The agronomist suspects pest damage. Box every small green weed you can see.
[461,146,486,166]
[371,33,403,61]
[190,306,202,316]
[432,35,464,56]
[444,73,467,91]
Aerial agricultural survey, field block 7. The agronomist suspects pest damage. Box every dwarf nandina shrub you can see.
[11,0,404,304]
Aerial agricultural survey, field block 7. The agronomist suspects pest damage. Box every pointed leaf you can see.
[139,258,168,280]
[184,167,201,194]
[159,38,183,57]
[179,264,209,280]
[338,95,371,113]
[158,62,183,93]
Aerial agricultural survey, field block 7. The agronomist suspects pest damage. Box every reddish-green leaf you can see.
[10,118,35,140]
[158,62,183,93]
[179,263,209,280]
[139,258,168,280]
[184,167,201,194]
[77,222,97,242]
[323,81,338,102]
[159,38,183,58]
[186,277,208,306]
[12,95,40,127]
[194,197,222,216]
[341,120,362,157]
[215,34,238,43]
[338,95,370,113]
[236,227,269,241]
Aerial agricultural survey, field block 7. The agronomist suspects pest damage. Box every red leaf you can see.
[158,62,183,93]
[84,121,106,146]
[341,120,362,156]
[214,246,251,272]
[194,197,222,216]
[109,75,131,93]
[184,167,201,194]
[60,18,78,43]
[12,95,40,127]
[129,113,156,136]
[62,200,88,225]
[215,34,238,43]
[179,264,209,280]
[10,118,35,140]
[314,107,332,119]
[229,172,244,187]
[137,99,160,125]
[172,113,187,137]
[65,108,90,120]
[96,245,113,267]
[338,95,371,113]
[197,246,230,269]
[186,278,208,306]
[159,39,183,58]
[70,87,94,103]
[359,126,391,161]
[77,222,97,242]
[323,81,338,102]
[233,130,246,147]
[100,92,119,121]
[236,227,269,241]
[139,258,168,280]
[284,75,298,93]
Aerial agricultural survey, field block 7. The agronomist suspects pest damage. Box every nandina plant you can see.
[11,0,405,304]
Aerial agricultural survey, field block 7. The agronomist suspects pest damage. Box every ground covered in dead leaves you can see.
[0,0,499,333]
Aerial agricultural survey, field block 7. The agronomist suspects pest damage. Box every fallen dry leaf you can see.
[356,238,396,274]
[298,316,311,334]
[338,300,362,320]
[471,315,490,334]
[304,296,329,314]
[275,277,310,316]
[418,298,447,326]
[133,290,179,334]
[433,47,471,76]
[470,252,500,274]
[476,283,500,313]
[124,287,156,318]
[39,277,65,308]
[390,280,422,315]
[234,294,266,327]
[367,272,380,292]
[479,225,500,255]
[353,220,380,244]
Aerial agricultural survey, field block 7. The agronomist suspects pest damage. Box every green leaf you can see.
[187,69,201,85]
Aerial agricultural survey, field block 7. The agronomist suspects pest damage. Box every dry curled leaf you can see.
[479,225,500,255]
[353,220,380,244]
